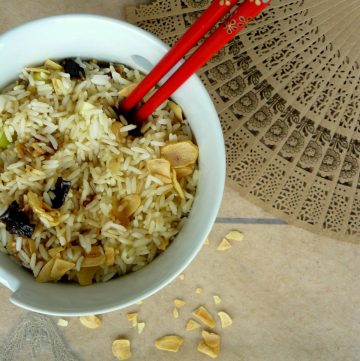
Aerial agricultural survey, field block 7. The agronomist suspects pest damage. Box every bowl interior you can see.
[0,15,225,316]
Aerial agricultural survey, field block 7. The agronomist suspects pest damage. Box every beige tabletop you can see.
[0,1,360,361]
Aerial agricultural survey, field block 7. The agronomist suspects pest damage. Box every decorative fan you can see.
[126,0,360,243]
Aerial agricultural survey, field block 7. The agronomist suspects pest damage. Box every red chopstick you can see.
[120,0,240,114]
[121,0,271,123]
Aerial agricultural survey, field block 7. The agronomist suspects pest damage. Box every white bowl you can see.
[0,15,225,316]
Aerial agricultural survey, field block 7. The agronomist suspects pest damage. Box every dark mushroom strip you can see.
[51,177,71,209]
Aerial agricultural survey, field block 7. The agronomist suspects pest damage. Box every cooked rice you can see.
[0,59,199,284]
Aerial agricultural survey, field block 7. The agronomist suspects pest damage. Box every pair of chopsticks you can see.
[120,0,271,123]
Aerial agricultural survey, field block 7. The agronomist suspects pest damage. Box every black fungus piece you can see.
[51,177,71,209]
[0,201,35,237]
[61,58,85,79]
[97,61,111,69]
[113,106,143,138]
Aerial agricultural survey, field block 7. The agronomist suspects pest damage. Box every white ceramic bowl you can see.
[0,15,225,316]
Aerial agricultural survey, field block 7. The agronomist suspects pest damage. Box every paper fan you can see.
[126,0,360,243]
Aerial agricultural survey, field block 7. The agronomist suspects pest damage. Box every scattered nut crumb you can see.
[192,306,216,328]
[218,311,233,328]
[185,319,201,331]
[217,238,232,251]
[57,318,68,327]
[196,287,203,294]
[213,295,222,305]
[204,238,210,245]
[155,335,184,352]
[198,330,220,359]
[79,315,101,329]
[174,298,186,308]
[137,322,145,334]
[225,230,244,242]
[179,274,185,281]
[127,312,138,327]
[112,339,132,360]
[173,307,179,319]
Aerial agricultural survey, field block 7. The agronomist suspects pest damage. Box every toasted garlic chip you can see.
[48,246,64,258]
[104,246,115,266]
[111,122,123,141]
[161,141,198,168]
[218,311,233,328]
[198,330,221,359]
[172,169,185,199]
[174,299,186,308]
[192,306,216,328]
[175,165,193,179]
[111,194,141,227]
[112,339,132,360]
[82,246,105,268]
[28,191,61,227]
[127,312,138,327]
[77,267,98,286]
[225,230,244,242]
[196,287,203,294]
[57,318,68,327]
[146,158,172,179]
[155,335,184,352]
[168,100,183,121]
[44,59,63,71]
[213,295,222,305]
[216,238,232,251]
[79,315,102,329]
[173,307,179,319]
[137,322,145,334]
[51,259,75,281]
[119,83,138,97]
[36,258,55,283]
[185,319,201,331]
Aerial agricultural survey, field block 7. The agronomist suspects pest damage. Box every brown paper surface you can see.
[126,0,360,243]
[0,1,360,361]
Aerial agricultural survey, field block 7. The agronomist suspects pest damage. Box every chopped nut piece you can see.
[48,246,64,258]
[137,322,145,334]
[44,59,64,71]
[204,238,210,245]
[161,141,198,168]
[57,318,68,327]
[185,319,201,331]
[173,307,179,319]
[77,267,98,286]
[179,274,185,281]
[127,312,138,327]
[155,335,184,352]
[79,315,102,329]
[218,311,233,328]
[196,287,203,294]
[213,295,222,305]
[174,299,186,308]
[216,238,232,251]
[192,306,216,328]
[51,259,75,281]
[104,246,115,266]
[225,230,244,242]
[168,100,183,121]
[175,165,193,179]
[146,158,172,180]
[198,330,221,359]
[28,191,61,227]
[82,246,105,267]
[112,339,132,360]
[119,83,138,97]
[36,258,55,283]
[172,169,185,199]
